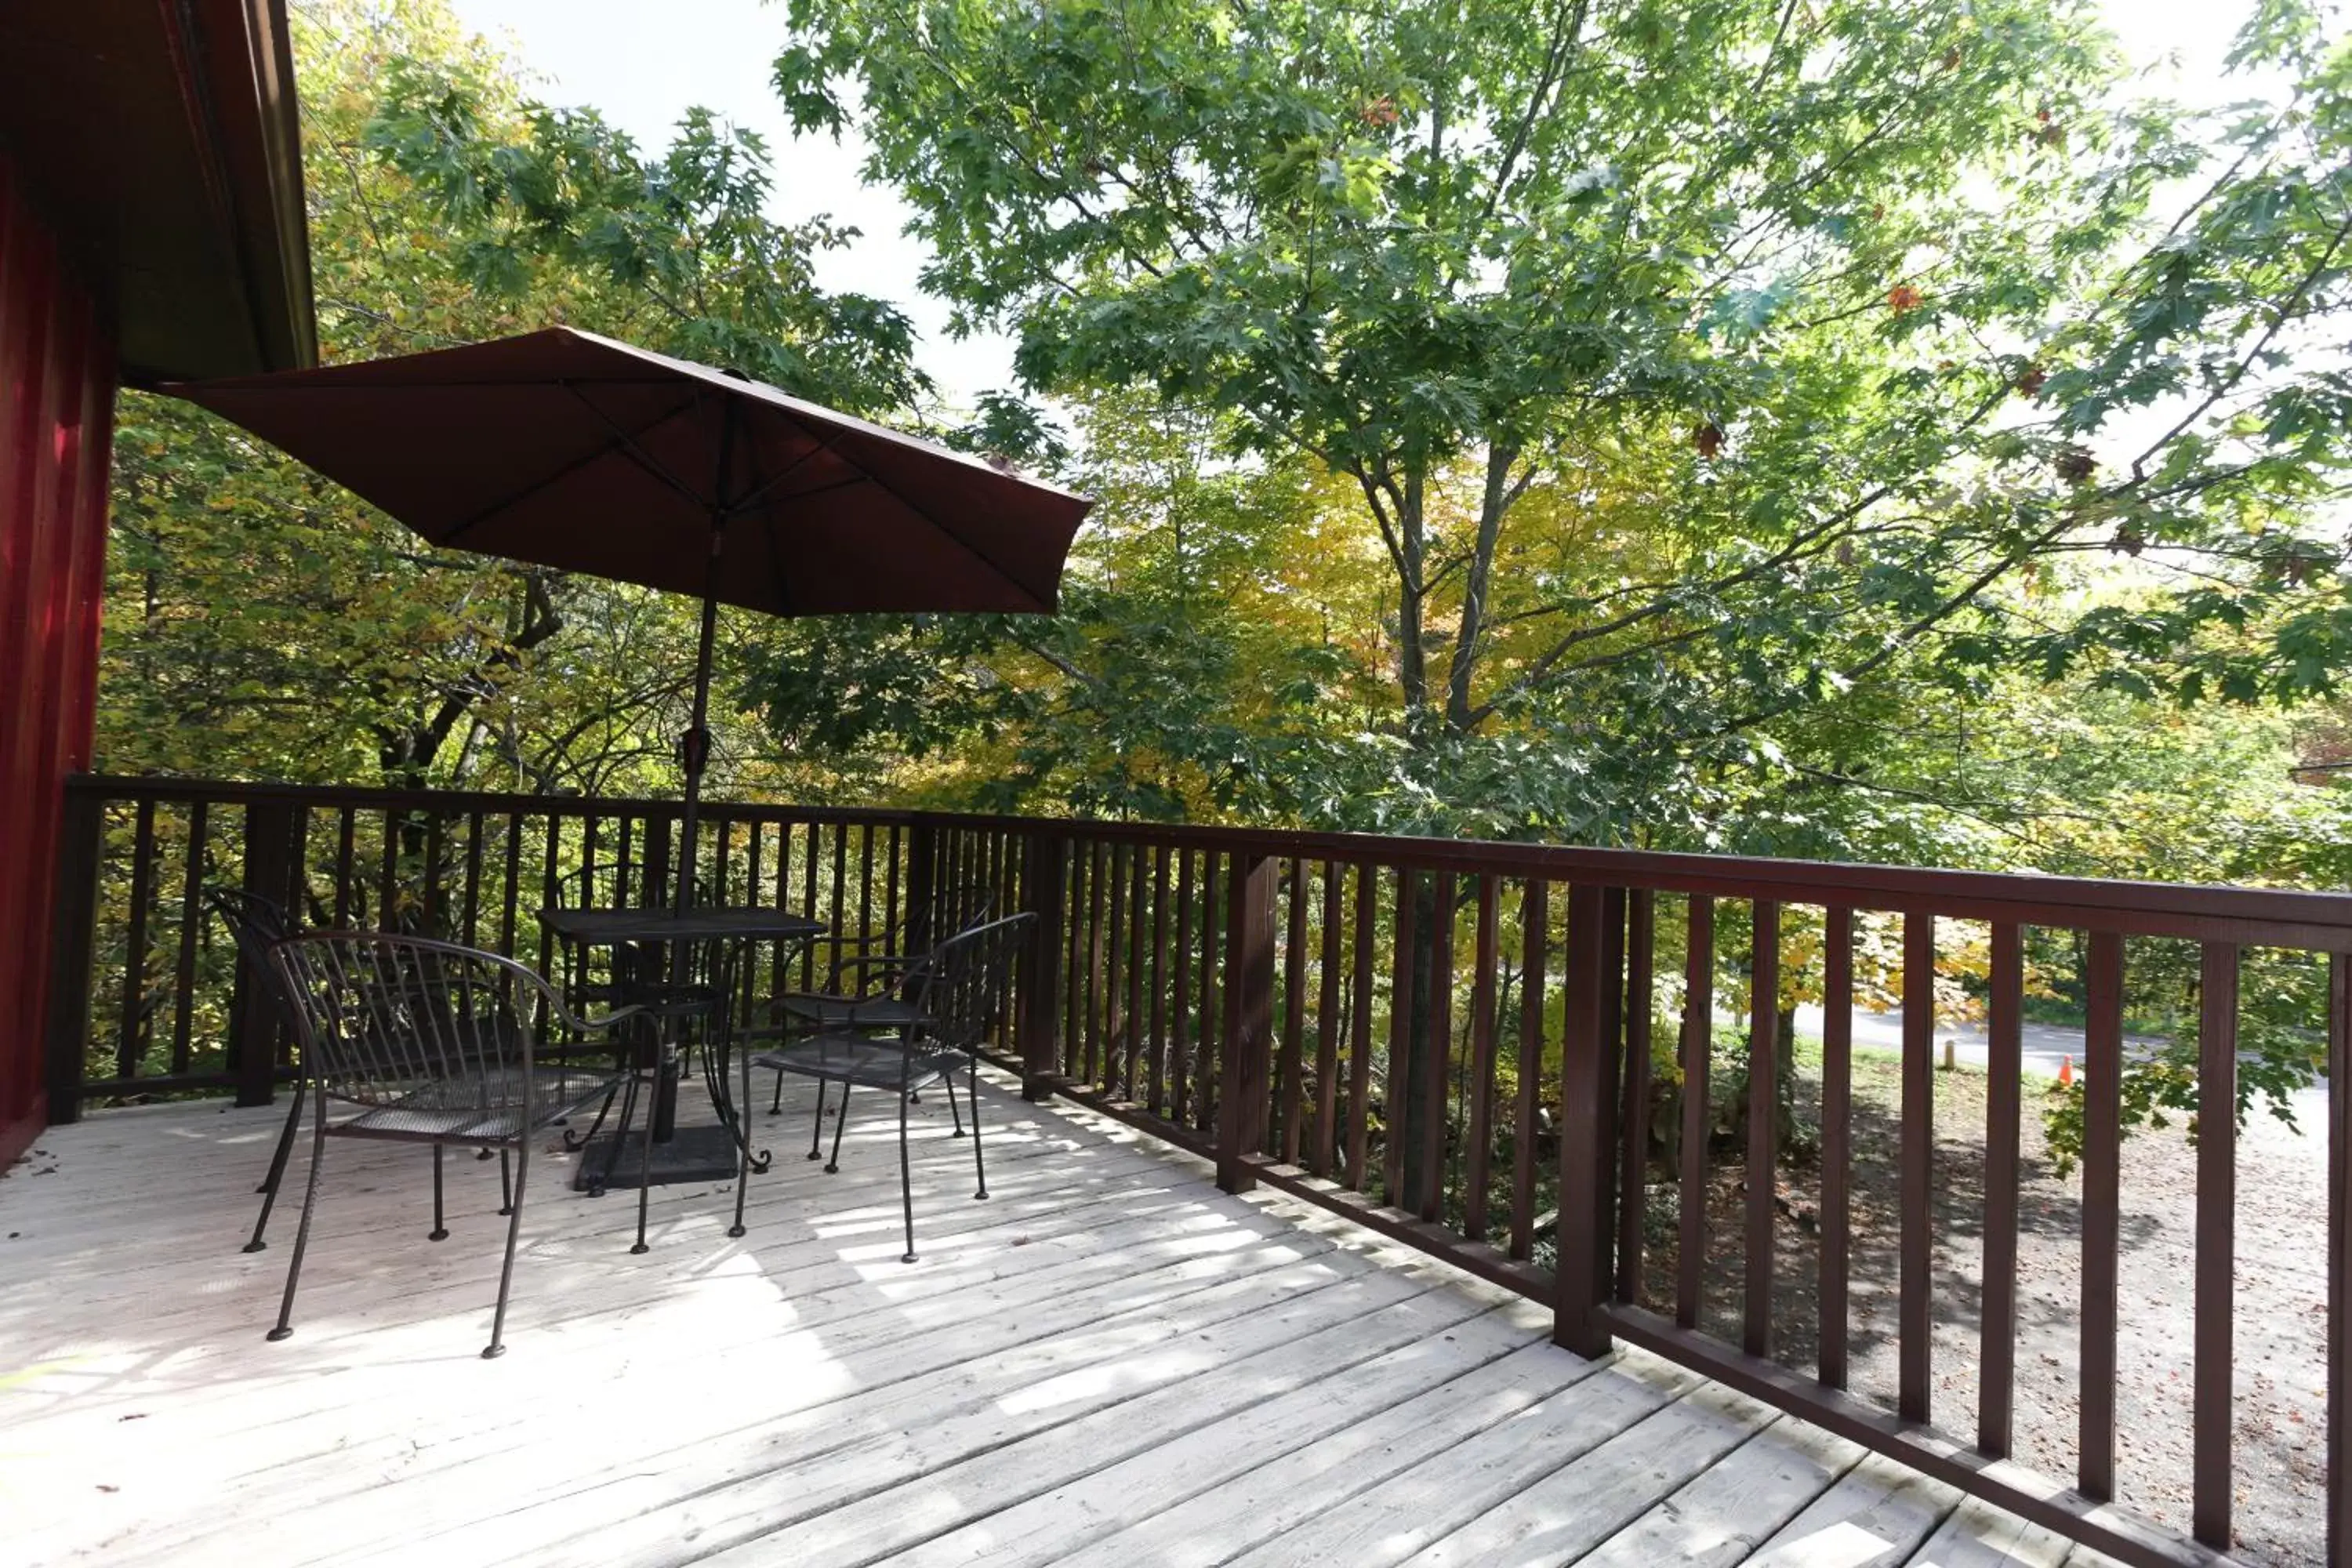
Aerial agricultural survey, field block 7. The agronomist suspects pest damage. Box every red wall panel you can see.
[0,152,118,1169]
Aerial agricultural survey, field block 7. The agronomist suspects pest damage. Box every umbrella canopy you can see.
[166,326,1091,916]
[167,325,1091,617]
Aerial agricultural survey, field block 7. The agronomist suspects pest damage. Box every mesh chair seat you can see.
[771,991,933,1031]
[335,1065,626,1145]
[750,1033,961,1092]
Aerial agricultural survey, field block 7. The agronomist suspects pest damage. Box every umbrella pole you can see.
[675,571,720,916]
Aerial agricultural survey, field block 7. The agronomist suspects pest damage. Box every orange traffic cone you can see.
[2059,1054,2074,1087]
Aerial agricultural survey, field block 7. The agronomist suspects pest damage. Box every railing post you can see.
[41,784,104,1125]
[1216,851,1276,1194]
[904,823,940,950]
[1554,880,1613,1356]
[228,800,297,1108]
[1016,829,1066,1102]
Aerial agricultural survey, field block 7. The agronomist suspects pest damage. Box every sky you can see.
[444,0,2281,411]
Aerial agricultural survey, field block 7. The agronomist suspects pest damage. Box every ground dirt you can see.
[1637,1047,2332,1567]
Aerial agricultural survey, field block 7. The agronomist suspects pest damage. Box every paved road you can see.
[1791,1004,2333,1149]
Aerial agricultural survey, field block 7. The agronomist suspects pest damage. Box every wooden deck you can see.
[3,1073,2135,1568]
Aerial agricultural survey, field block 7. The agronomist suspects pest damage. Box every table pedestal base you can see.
[571,1123,744,1190]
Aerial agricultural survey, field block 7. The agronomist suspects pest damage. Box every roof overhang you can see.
[0,0,318,382]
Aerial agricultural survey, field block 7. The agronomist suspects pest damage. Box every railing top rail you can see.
[68,772,2352,949]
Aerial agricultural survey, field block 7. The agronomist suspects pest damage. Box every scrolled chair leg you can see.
[245,1080,306,1252]
[971,1058,988,1202]
[898,1082,917,1265]
[730,1047,756,1240]
[483,1142,530,1359]
[826,1083,851,1174]
[267,1106,331,1343]
[429,1144,450,1241]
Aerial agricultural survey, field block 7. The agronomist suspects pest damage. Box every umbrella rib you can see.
[437,389,705,545]
[832,456,1054,612]
[559,383,713,510]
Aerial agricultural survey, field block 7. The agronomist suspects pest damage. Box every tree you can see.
[771,0,2351,841]
[99,0,924,796]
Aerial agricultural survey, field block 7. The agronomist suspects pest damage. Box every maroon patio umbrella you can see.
[168,326,1091,903]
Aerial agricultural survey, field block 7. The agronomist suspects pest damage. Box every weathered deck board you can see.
[0,1083,2107,1568]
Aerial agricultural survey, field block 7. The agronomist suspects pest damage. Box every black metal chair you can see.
[757,878,1001,1155]
[732,913,1034,1261]
[263,931,661,1358]
[205,887,310,1254]
[209,887,522,1253]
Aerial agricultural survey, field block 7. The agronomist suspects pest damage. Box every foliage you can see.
[99,0,921,795]
[765,0,2352,1150]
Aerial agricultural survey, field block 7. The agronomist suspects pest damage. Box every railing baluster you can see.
[1384,867,1417,1210]
[1901,910,1936,1425]
[1127,846,1149,1102]
[1617,888,1653,1304]
[1314,858,1342,1179]
[499,811,522,959]
[422,811,445,935]
[1279,857,1308,1164]
[2081,929,2124,1501]
[1149,845,1171,1117]
[1197,852,1223,1135]
[1348,862,1376,1192]
[1102,843,1127,1091]
[169,800,206,1076]
[1419,869,1454,1223]
[461,809,485,949]
[1820,906,1854,1388]
[1981,920,2024,1457]
[1679,895,1713,1330]
[1746,899,1780,1360]
[1597,887,1626,1300]
[332,805,357,926]
[1171,848,1194,1122]
[376,806,399,929]
[2194,940,2239,1552]
[116,797,156,1083]
[1510,878,1548,1261]
[1465,873,1499,1243]
[1085,840,1108,1088]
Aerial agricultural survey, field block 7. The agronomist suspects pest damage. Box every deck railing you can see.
[40,772,2352,1568]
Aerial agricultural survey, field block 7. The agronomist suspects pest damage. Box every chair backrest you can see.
[206,885,296,1007]
[903,913,1035,1054]
[905,877,1000,953]
[268,933,555,1109]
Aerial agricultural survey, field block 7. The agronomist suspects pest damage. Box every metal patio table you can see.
[539,904,825,1189]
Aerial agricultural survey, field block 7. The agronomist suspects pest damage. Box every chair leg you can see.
[898,1083,917,1265]
[430,1144,450,1241]
[769,1066,785,1117]
[245,1082,305,1252]
[267,1101,330,1342]
[946,1069,967,1138]
[589,1073,640,1197]
[970,1059,989,1201]
[805,1079,827,1160]
[483,1142,530,1359]
[730,1051,756,1239]
[826,1083,851,1174]
[499,1149,514,1217]
[630,1062,659,1255]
